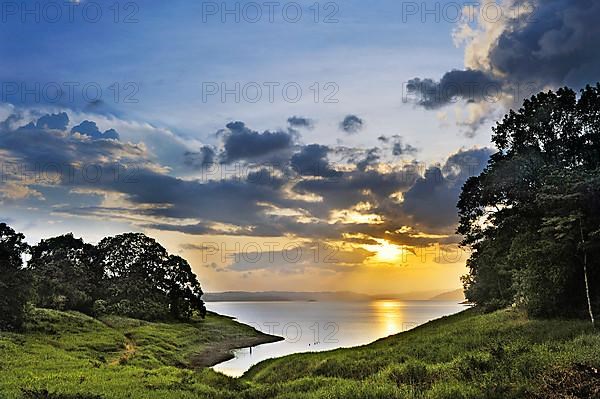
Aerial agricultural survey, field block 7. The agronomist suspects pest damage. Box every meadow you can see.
[0,307,598,398]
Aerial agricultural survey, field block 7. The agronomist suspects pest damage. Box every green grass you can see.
[0,309,275,399]
[1,308,599,398]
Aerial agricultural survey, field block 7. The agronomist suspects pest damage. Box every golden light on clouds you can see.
[389,191,404,203]
[329,202,384,225]
[330,210,384,225]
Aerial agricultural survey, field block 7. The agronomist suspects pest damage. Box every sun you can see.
[364,239,405,262]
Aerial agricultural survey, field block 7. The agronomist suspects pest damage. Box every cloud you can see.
[0,111,491,262]
[290,144,341,178]
[71,120,120,140]
[184,146,216,169]
[406,70,501,109]
[339,115,364,134]
[293,165,421,219]
[225,241,372,274]
[401,147,493,230]
[409,0,600,132]
[35,113,69,131]
[219,121,295,163]
[355,148,380,172]
[378,135,419,157]
[486,0,600,88]
[287,116,314,129]
[3,114,145,170]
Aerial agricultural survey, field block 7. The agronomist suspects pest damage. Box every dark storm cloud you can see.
[290,144,341,178]
[246,168,287,188]
[95,169,301,227]
[219,121,294,163]
[71,120,120,140]
[339,115,364,134]
[401,148,493,230]
[184,146,216,169]
[407,0,600,131]
[293,165,421,219]
[2,114,142,169]
[489,0,600,89]
[147,223,218,236]
[0,114,298,231]
[287,116,314,129]
[35,113,69,131]
[406,70,501,109]
[393,142,418,156]
[378,135,419,157]
[355,148,380,172]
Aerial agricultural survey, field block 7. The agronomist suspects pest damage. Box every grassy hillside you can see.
[0,308,599,398]
[0,308,280,399]
[243,308,600,398]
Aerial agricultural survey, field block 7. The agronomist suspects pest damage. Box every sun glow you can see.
[364,239,407,262]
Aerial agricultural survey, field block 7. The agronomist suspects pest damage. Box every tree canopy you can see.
[458,84,600,321]
[0,226,206,330]
[96,233,206,320]
[29,234,101,313]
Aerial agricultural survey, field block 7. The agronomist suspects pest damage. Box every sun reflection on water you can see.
[372,300,407,337]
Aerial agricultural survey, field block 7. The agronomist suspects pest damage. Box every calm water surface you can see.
[207,300,466,377]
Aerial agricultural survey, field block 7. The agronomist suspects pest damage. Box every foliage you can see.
[0,222,32,331]
[29,234,102,313]
[96,234,206,321]
[458,84,600,319]
[0,222,206,322]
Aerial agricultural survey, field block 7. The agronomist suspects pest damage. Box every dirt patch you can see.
[109,333,137,366]
[533,363,600,399]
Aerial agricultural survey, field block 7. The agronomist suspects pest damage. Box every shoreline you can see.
[189,314,284,368]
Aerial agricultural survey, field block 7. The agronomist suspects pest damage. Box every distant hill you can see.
[429,289,466,301]
[372,290,452,301]
[202,291,373,302]
[203,290,466,302]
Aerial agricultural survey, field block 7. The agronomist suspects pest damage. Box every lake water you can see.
[207,300,466,377]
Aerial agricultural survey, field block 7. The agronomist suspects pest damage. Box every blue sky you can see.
[1,0,482,156]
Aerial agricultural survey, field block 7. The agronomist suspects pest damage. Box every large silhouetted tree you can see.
[458,85,600,320]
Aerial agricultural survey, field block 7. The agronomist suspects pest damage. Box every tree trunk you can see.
[580,220,595,327]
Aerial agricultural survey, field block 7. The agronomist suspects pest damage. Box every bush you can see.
[92,300,108,317]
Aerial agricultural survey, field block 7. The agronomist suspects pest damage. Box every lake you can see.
[207,300,466,376]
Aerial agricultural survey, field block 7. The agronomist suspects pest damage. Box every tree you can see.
[0,223,32,331]
[535,170,600,323]
[458,84,600,320]
[29,234,101,313]
[96,233,206,320]
[165,255,206,320]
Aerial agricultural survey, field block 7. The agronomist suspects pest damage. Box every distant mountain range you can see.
[429,289,466,301]
[203,289,465,302]
[202,291,372,302]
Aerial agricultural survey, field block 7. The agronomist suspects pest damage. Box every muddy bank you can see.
[189,331,283,368]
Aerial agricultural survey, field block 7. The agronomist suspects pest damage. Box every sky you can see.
[1,0,599,294]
